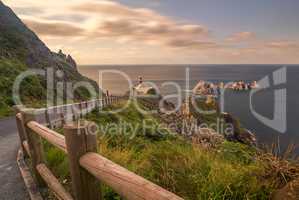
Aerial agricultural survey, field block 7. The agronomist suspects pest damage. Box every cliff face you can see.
[0,1,97,86]
[0,1,54,67]
[0,1,100,117]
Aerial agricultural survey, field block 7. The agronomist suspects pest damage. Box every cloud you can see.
[95,19,207,36]
[9,0,298,64]
[12,6,45,15]
[71,1,166,21]
[226,32,256,43]
[166,39,218,49]
[23,19,85,37]
[71,1,211,49]
[44,14,88,23]
[13,1,214,49]
[94,19,210,48]
[265,41,299,49]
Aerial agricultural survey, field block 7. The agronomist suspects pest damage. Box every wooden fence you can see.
[14,95,183,200]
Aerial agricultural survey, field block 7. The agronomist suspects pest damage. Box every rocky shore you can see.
[136,96,299,199]
[137,97,257,148]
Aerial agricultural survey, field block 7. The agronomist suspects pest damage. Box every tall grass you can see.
[44,100,297,199]
[84,101,275,200]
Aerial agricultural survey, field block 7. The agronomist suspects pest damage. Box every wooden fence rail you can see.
[80,153,184,200]
[14,95,183,200]
[36,163,74,200]
[27,121,67,153]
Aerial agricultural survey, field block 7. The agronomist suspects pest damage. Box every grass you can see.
[102,139,270,200]
[0,57,99,119]
[0,58,47,118]
[42,100,296,200]
[41,100,299,200]
[88,102,272,200]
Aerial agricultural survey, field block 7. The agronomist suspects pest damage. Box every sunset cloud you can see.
[71,1,167,21]
[265,41,299,49]
[12,6,45,15]
[17,1,212,49]
[70,1,211,49]
[3,0,298,64]
[93,19,210,48]
[44,14,88,23]
[24,19,85,37]
[226,32,256,43]
[166,39,218,49]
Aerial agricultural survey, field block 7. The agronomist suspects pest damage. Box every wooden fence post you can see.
[71,105,75,122]
[60,112,66,126]
[45,108,53,129]
[106,90,110,105]
[102,98,106,107]
[13,105,27,156]
[94,100,100,114]
[95,100,99,110]
[99,99,102,111]
[79,103,83,118]
[84,102,87,115]
[64,122,101,200]
[22,109,46,187]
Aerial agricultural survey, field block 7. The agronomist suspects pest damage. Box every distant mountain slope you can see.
[0,1,100,117]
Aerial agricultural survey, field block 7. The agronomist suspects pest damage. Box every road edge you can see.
[17,148,43,200]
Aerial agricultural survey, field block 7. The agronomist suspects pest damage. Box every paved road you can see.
[0,117,29,200]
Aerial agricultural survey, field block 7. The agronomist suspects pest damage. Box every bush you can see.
[0,58,47,118]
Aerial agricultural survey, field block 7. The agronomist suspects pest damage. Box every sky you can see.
[3,0,299,64]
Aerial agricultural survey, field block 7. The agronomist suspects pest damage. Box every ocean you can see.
[79,65,299,154]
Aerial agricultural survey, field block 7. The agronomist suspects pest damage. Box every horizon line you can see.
[78,63,299,67]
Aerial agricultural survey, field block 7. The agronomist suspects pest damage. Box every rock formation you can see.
[222,113,257,146]
[52,49,77,71]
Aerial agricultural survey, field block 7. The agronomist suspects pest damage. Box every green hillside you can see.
[0,1,100,118]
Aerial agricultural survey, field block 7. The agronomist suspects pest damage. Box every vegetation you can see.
[87,102,270,200]
[0,22,28,61]
[0,57,98,118]
[42,100,299,200]
[0,1,101,118]
[0,58,46,118]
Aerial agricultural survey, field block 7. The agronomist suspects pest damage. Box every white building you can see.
[133,77,157,95]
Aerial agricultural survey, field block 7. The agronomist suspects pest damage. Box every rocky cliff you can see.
[0,1,100,117]
[0,0,97,86]
[52,49,78,71]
